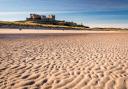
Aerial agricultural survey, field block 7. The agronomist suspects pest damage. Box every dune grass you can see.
[0,21,87,30]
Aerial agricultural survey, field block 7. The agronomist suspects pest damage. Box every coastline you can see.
[0,28,128,34]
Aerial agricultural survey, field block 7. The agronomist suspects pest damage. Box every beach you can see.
[0,29,128,89]
[0,29,127,34]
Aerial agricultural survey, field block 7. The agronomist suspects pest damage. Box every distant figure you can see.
[19,27,22,31]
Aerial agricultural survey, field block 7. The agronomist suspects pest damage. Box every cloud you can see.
[82,0,128,11]
[0,10,86,16]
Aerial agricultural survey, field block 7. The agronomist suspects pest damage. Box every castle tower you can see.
[48,15,55,21]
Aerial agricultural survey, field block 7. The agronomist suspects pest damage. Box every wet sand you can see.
[0,31,128,89]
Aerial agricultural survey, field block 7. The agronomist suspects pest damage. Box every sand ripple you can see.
[0,33,128,89]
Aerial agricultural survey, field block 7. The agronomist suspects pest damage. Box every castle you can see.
[26,14,83,27]
[26,14,55,21]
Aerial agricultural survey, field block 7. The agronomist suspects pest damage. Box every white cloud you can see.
[0,10,84,15]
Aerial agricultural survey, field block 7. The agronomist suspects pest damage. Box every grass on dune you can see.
[0,21,87,29]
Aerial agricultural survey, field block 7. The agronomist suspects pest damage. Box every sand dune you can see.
[0,32,128,89]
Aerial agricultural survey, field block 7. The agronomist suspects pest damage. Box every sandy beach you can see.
[0,29,127,34]
[0,29,128,89]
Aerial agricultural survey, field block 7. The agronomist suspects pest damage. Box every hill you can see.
[0,21,89,30]
[0,14,90,30]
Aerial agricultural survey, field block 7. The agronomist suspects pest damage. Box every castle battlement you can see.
[26,14,55,21]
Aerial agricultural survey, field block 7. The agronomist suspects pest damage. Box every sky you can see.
[0,0,128,28]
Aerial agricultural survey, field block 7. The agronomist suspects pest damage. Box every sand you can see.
[0,30,128,89]
[0,29,126,34]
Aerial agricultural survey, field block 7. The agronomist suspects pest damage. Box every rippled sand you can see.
[0,33,128,89]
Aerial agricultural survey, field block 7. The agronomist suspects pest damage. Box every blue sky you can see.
[0,0,128,28]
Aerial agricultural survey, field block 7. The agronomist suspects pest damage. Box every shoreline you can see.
[0,28,128,34]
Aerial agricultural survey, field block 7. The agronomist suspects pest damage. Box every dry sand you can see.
[0,30,128,89]
[0,29,127,34]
